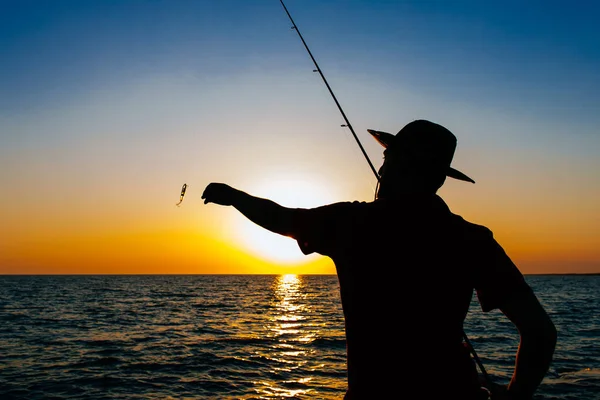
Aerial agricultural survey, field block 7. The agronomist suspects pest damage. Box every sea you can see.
[0,274,598,400]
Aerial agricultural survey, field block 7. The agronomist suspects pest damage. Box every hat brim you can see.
[447,167,475,184]
[367,129,395,148]
[367,128,475,184]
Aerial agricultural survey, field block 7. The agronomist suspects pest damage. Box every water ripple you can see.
[0,274,598,399]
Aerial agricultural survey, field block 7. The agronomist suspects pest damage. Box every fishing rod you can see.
[278,0,379,181]
[278,0,492,389]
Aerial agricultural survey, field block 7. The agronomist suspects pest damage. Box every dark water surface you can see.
[1,275,598,399]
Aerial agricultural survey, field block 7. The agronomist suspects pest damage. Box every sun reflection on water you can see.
[271,274,313,342]
[254,274,317,397]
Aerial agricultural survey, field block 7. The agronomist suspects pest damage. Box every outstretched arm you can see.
[202,182,298,237]
[496,289,557,399]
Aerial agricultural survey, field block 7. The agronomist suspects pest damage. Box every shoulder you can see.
[455,216,529,311]
[448,212,494,242]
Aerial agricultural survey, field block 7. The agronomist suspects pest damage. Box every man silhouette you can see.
[202,119,557,399]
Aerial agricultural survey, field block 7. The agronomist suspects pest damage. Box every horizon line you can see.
[1,272,599,276]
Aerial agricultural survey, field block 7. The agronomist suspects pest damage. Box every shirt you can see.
[293,194,530,399]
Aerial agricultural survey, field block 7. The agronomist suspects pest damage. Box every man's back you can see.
[295,194,528,398]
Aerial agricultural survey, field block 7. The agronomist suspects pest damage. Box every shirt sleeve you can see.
[292,202,358,257]
[472,230,532,312]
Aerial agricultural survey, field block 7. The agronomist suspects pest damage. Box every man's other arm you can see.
[499,289,557,399]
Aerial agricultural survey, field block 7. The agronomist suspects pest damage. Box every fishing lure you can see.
[176,183,187,206]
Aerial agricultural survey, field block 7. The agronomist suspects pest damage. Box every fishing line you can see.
[278,0,491,388]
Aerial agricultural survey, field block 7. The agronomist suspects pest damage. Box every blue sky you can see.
[2,1,598,120]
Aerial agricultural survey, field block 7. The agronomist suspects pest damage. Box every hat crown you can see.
[391,120,457,166]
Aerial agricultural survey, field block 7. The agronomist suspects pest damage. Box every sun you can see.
[236,177,337,265]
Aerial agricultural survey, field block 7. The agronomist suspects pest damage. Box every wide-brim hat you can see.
[368,119,475,183]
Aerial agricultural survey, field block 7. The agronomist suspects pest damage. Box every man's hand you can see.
[485,382,528,400]
[202,183,238,206]
[487,383,509,400]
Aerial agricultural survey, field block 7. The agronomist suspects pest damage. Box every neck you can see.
[376,171,445,199]
[376,185,437,200]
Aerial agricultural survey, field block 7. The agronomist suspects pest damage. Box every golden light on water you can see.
[253,274,317,397]
[271,274,311,340]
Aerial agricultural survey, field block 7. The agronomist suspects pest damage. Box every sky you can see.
[1,0,599,275]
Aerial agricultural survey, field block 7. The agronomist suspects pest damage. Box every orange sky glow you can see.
[1,2,599,275]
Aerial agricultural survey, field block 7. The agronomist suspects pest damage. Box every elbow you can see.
[524,318,557,353]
